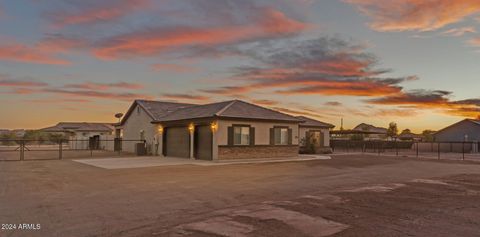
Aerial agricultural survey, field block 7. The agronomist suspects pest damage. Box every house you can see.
[434,119,480,142]
[398,131,423,141]
[41,122,114,149]
[352,123,387,140]
[297,116,335,153]
[117,99,310,160]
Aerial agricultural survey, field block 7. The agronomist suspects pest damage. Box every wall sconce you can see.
[210,121,218,132]
[188,123,195,134]
[157,126,164,134]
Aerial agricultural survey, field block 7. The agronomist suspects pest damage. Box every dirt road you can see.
[1,155,480,236]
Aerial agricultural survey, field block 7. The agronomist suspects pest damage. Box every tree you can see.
[387,122,398,138]
[422,130,435,142]
[400,129,411,135]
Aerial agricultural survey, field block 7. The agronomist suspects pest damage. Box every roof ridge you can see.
[215,100,237,116]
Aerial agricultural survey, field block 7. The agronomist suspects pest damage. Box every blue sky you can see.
[0,0,479,132]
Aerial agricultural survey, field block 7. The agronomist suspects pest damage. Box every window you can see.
[233,126,250,145]
[274,128,289,145]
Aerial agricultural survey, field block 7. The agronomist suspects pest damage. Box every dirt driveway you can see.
[2,155,480,236]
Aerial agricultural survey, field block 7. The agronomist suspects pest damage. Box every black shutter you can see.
[270,128,275,145]
[228,126,233,146]
[250,127,255,146]
[288,128,293,145]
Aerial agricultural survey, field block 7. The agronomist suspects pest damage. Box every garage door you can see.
[165,127,190,158]
[194,125,212,160]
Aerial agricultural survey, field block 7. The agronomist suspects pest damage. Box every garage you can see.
[164,127,190,158]
[194,125,213,160]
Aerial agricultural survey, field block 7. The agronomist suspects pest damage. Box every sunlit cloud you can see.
[161,93,209,101]
[442,27,476,37]
[45,0,151,28]
[345,0,480,32]
[64,82,143,90]
[43,88,153,101]
[367,90,480,118]
[203,37,414,97]
[0,43,70,65]
[93,7,308,59]
[468,37,480,46]
[0,75,48,87]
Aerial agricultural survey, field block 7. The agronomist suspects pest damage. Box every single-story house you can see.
[297,116,334,153]
[397,131,423,141]
[352,123,387,140]
[434,119,480,142]
[117,99,333,160]
[41,122,114,149]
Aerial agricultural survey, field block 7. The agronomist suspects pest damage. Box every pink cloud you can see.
[46,0,151,28]
[442,27,476,37]
[93,8,308,59]
[345,0,480,31]
[0,43,70,65]
[64,82,144,90]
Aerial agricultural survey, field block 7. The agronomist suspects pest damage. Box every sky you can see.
[0,0,479,132]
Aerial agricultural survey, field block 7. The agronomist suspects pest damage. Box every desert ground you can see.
[2,154,480,237]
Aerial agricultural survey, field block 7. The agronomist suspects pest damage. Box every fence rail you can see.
[0,138,146,161]
[331,140,480,161]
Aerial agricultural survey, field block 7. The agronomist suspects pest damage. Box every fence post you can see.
[462,142,465,161]
[20,140,25,161]
[59,140,63,160]
[345,140,348,153]
[395,139,398,156]
[437,142,440,160]
[416,142,419,158]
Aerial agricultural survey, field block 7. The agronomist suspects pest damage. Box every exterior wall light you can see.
[210,121,218,132]
[157,126,164,134]
[188,123,195,134]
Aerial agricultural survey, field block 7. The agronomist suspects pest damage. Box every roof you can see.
[41,122,113,132]
[331,129,386,135]
[296,116,334,128]
[353,123,388,134]
[398,132,422,139]
[156,100,302,122]
[434,119,480,135]
[120,100,195,125]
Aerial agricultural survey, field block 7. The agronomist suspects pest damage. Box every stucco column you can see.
[189,124,195,159]
[212,121,219,160]
[156,125,164,157]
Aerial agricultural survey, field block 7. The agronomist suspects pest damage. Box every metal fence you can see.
[331,140,480,161]
[0,138,146,161]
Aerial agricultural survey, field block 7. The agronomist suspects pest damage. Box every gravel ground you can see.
[2,154,480,237]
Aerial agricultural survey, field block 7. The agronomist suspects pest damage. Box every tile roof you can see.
[353,123,388,134]
[157,100,302,122]
[41,122,113,132]
[296,116,335,128]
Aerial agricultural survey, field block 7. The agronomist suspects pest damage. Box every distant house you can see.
[11,129,26,137]
[398,131,423,141]
[434,119,480,142]
[117,99,310,160]
[0,129,10,136]
[297,116,335,153]
[352,123,387,140]
[41,122,114,149]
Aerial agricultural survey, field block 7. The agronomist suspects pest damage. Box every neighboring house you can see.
[398,132,423,141]
[0,129,10,136]
[297,116,335,153]
[41,122,114,149]
[11,129,26,137]
[117,99,304,160]
[434,119,480,142]
[353,123,387,140]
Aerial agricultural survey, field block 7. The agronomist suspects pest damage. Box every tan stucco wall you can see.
[217,120,299,145]
[121,104,160,153]
[298,127,330,147]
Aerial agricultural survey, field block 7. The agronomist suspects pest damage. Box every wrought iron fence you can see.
[0,138,146,161]
[331,140,480,161]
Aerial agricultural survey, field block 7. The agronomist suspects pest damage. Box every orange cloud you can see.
[44,88,153,101]
[345,0,480,31]
[468,37,480,46]
[442,27,476,37]
[46,0,150,28]
[0,43,70,65]
[93,8,307,59]
[64,82,143,90]
[162,93,209,101]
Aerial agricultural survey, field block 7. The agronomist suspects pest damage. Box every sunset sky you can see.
[0,0,479,132]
